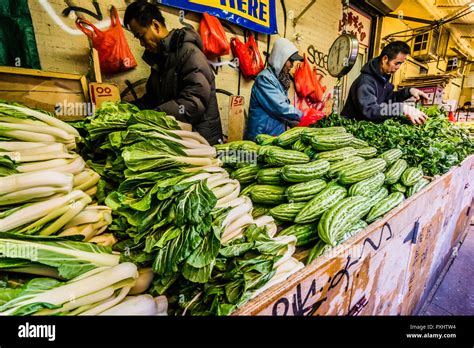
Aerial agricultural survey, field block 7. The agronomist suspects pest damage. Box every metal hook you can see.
[207,57,240,70]
[179,10,194,29]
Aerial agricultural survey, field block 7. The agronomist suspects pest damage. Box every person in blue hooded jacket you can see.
[245,38,304,141]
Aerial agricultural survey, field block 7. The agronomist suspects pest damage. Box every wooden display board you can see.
[234,155,474,316]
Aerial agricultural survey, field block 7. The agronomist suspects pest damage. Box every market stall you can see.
[1,0,474,319]
[0,97,472,316]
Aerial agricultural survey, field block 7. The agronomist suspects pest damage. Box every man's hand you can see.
[403,104,428,125]
[409,88,429,102]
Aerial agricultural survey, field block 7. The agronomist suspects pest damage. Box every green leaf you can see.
[219,243,254,257]
[182,261,214,284]
[172,181,217,226]
[186,228,220,268]
[0,277,61,315]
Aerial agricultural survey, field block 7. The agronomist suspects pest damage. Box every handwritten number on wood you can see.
[271,223,393,316]
[272,298,290,316]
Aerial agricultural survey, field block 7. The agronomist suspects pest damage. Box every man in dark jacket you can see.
[341,41,428,125]
[124,1,223,145]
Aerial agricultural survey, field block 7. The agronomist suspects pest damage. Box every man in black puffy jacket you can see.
[342,41,428,125]
[124,1,223,145]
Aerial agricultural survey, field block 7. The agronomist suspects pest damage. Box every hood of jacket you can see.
[268,38,299,77]
[361,57,391,83]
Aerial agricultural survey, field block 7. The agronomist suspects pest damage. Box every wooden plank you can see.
[0,66,85,81]
[233,155,474,316]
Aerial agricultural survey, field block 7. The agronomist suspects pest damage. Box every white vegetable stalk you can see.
[184,166,227,174]
[253,215,277,238]
[207,177,235,190]
[221,213,254,244]
[0,141,49,151]
[206,173,227,186]
[224,196,246,208]
[40,195,92,236]
[0,171,73,195]
[65,207,111,227]
[0,102,80,137]
[251,258,305,299]
[0,115,47,126]
[33,287,116,316]
[154,296,168,315]
[215,182,241,208]
[51,156,86,175]
[170,130,209,145]
[59,218,111,240]
[73,172,100,192]
[212,183,237,200]
[221,197,252,228]
[0,130,58,143]
[0,238,120,276]
[143,131,209,149]
[129,268,154,295]
[0,186,72,206]
[17,158,72,173]
[84,186,98,197]
[0,263,137,316]
[0,190,87,232]
[79,285,133,315]
[183,146,216,158]
[99,295,158,316]
[169,156,212,167]
[272,236,297,268]
[181,172,213,184]
[0,143,66,156]
[2,151,75,163]
[0,122,74,142]
[88,233,117,247]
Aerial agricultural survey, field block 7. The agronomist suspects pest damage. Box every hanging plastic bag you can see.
[76,6,137,74]
[199,12,230,59]
[294,53,324,103]
[230,34,264,78]
[298,108,325,127]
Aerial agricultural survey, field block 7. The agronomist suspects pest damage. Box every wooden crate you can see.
[234,155,474,316]
[0,66,89,121]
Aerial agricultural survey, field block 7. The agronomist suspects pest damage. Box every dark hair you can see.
[379,41,411,61]
[124,1,166,29]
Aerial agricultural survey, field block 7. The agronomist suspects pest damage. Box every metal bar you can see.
[293,0,317,26]
[385,14,436,25]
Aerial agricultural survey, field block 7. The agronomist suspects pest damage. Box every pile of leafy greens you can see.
[74,102,290,315]
[315,106,474,176]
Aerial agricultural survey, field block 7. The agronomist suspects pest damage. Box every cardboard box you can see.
[405,86,444,106]
[227,95,246,142]
[89,82,121,109]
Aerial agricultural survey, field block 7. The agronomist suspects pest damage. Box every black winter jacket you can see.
[341,58,412,122]
[133,27,223,145]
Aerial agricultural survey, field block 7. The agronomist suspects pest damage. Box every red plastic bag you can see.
[230,34,264,78]
[199,13,230,59]
[298,108,324,127]
[76,6,137,74]
[294,54,324,103]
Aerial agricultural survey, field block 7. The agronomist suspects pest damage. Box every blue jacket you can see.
[245,67,303,141]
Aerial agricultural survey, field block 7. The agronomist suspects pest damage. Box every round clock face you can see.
[327,34,359,78]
